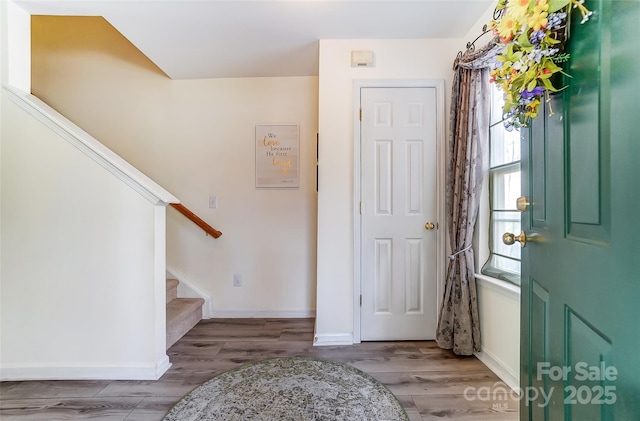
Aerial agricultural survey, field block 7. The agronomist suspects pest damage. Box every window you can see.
[481,83,522,285]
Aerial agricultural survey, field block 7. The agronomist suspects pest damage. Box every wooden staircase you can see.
[166,278,204,349]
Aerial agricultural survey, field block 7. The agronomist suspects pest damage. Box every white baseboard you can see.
[166,265,214,318]
[155,355,172,378]
[0,356,172,381]
[209,310,315,319]
[313,333,353,346]
[165,267,315,320]
[475,349,519,391]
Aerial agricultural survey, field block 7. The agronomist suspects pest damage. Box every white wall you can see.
[475,275,520,389]
[1,7,176,380]
[3,0,30,91]
[31,16,318,317]
[165,77,318,316]
[313,13,521,394]
[315,38,463,344]
[0,92,170,380]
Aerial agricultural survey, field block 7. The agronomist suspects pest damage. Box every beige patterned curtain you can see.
[436,41,498,355]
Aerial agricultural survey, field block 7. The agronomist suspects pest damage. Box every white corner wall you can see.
[1,8,173,380]
[0,93,169,380]
[315,39,462,344]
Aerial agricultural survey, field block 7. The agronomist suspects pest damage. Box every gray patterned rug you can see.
[163,357,409,420]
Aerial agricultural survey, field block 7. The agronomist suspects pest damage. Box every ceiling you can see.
[17,0,494,80]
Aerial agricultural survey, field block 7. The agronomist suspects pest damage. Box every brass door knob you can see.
[503,231,527,247]
[424,222,436,230]
[516,196,530,212]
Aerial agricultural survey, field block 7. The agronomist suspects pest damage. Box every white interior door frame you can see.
[352,79,446,343]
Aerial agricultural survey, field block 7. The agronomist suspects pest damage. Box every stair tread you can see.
[166,297,204,324]
[166,278,179,289]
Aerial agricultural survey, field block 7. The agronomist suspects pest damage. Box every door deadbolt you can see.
[516,196,530,212]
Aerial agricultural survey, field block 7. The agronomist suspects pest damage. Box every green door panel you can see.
[520,1,640,420]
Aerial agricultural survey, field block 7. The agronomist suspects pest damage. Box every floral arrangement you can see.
[489,0,593,129]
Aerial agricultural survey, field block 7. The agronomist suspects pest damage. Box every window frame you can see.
[481,84,522,286]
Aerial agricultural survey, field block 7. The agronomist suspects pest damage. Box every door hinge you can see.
[359,108,362,121]
[360,295,362,307]
[360,201,363,214]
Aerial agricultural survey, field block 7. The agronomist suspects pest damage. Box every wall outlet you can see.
[233,274,242,287]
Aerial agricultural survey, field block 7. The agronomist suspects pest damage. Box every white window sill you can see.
[475,273,521,301]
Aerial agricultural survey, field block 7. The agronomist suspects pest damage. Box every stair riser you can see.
[166,279,203,349]
[166,285,178,304]
[167,306,202,349]
[166,279,179,304]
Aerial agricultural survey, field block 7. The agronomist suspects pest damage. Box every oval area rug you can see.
[163,357,408,420]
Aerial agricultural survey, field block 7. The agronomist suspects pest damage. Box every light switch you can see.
[209,196,218,209]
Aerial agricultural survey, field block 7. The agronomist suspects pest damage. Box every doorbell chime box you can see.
[351,50,374,67]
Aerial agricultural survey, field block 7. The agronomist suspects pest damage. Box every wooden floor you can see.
[0,318,519,420]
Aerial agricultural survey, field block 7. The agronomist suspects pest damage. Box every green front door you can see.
[519,1,640,420]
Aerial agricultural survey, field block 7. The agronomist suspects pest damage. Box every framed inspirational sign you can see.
[255,124,299,188]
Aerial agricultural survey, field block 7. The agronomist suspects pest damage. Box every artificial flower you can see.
[494,15,518,40]
[490,0,593,129]
[509,0,533,18]
[528,8,548,31]
[521,86,546,99]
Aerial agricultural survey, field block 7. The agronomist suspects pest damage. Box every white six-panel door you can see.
[360,86,438,340]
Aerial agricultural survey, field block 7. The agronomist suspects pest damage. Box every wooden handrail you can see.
[170,203,222,238]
